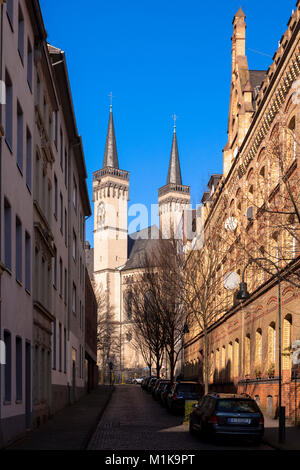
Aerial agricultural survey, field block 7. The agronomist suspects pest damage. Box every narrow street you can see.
[88,385,273,450]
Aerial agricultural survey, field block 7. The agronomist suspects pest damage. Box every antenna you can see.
[108,92,114,110]
[172,113,177,133]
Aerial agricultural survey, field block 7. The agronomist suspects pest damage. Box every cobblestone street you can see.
[88,385,273,450]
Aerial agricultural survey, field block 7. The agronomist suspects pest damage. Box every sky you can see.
[40,0,297,246]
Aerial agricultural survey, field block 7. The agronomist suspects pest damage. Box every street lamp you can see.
[236,257,285,444]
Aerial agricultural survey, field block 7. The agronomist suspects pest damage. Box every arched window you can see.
[221,345,226,379]
[288,116,296,160]
[234,339,239,378]
[283,314,292,370]
[126,290,133,320]
[216,348,220,380]
[245,334,251,376]
[228,342,233,380]
[210,351,214,382]
[268,322,276,367]
[255,329,262,369]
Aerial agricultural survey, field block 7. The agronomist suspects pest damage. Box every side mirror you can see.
[192,404,198,409]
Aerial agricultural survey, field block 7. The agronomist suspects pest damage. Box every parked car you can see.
[166,381,204,414]
[160,382,173,407]
[132,377,144,384]
[142,376,155,391]
[152,380,170,400]
[148,377,159,393]
[189,393,264,444]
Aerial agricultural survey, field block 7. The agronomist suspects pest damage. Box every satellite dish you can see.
[225,217,238,232]
[224,272,240,290]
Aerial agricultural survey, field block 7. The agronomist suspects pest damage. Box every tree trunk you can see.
[204,328,209,395]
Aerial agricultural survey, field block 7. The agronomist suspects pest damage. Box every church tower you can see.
[93,105,129,341]
[158,123,190,239]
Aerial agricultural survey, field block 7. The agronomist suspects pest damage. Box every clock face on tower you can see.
[97,202,105,229]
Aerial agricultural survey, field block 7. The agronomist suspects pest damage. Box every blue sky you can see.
[40,0,296,246]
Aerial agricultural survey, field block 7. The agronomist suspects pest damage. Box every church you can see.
[86,104,191,381]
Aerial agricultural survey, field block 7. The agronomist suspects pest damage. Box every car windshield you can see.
[177,383,202,393]
[216,399,259,413]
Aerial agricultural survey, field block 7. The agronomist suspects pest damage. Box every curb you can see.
[82,385,115,450]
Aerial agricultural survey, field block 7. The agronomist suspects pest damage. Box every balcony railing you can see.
[158,183,190,197]
[93,167,129,181]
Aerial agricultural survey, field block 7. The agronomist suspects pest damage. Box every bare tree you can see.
[183,219,233,394]
[93,278,121,383]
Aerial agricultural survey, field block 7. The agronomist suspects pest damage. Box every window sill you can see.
[15,400,22,405]
[17,163,23,177]
[4,266,12,276]
[26,183,32,195]
[16,279,23,287]
[6,12,14,32]
[3,400,11,406]
[5,138,13,155]
[18,49,24,67]
[27,80,32,94]
[25,288,31,296]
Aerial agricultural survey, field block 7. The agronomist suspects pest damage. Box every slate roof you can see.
[249,70,266,92]
[167,130,182,185]
[103,107,119,169]
[121,225,162,271]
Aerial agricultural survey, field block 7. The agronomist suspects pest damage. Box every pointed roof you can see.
[235,7,246,18]
[103,107,119,169]
[167,128,182,185]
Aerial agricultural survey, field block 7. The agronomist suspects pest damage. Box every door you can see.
[25,342,31,428]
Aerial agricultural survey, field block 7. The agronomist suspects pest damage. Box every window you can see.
[72,231,77,261]
[228,342,233,380]
[16,216,22,283]
[54,174,57,218]
[52,320,56,370]
[60,128,63,169]
[59,323,62,372]
[64,149,68,186]
[54,111,58,147]
[35,152,40,202]
[53,244,57,288]
[283,315,292,370]
[64,268,67,304]
[5,71,13,150]
[16,337,22,401]
[255,329,262,369]
[59,257,63,297]
[65,209,67,246]
[18,6,24,63]
[234,339,239,378]
[6,0,14,28]
[126,290,132,320]
[17,101,23,173]
[72,283,76,314]
[25,232,31,292]
[73,177,77,210]
[60,193,63,233]
[4,198,12,269]
[64,328,66,373]
[4,331,12,402]
[27,39,33,91]
[26,128,32,190]
[268,322,276,367]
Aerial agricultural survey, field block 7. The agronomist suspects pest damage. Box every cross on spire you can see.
[172,113,177,133]
[108,92,114,111]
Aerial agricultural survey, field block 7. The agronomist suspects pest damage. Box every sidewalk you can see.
[6,385,114,450]
[263,415,300,451]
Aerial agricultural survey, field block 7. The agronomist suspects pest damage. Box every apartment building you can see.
[0,0,92,445]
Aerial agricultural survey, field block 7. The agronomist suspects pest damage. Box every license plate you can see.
[228,418,251,424]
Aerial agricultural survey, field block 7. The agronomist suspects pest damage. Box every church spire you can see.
[167,126,182,185]
[103,106,119,169]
